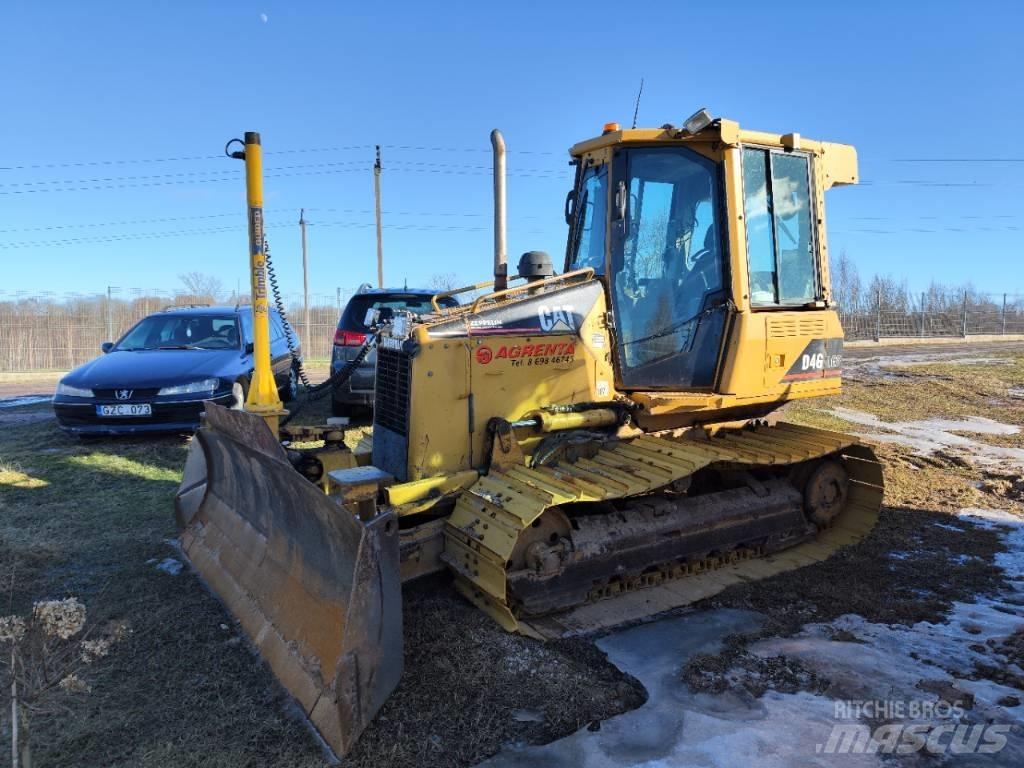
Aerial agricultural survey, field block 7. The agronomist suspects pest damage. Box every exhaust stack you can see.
[491,129,507,290]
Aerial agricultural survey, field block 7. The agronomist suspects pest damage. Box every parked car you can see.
[53,305,301,435]
[331,287,459,416]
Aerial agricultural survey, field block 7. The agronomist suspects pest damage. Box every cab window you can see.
[742,148,818,305]
[567,163,608,273]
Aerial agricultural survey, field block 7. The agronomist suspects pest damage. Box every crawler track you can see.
[443,422,884,639]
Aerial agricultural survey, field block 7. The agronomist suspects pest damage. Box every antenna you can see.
[631,77,644,129]
[374,146,384,288]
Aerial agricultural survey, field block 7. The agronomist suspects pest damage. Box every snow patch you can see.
[0,395,52,409]
[481,512,1024,767]
[155,557,183,575]
[831,407,1024,467]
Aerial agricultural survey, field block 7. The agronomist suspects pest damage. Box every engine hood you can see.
[63,349,247,390]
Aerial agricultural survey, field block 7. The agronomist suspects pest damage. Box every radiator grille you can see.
[767,316,826,338]
[374,347,411,436]
[93,388,160,400]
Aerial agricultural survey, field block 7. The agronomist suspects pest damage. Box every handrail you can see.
[430,275,528,313]
[468,268,596,314]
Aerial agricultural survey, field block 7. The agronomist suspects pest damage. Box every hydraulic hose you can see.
[260,235,378,426]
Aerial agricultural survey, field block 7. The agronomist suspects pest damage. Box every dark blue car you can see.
[52,305,300,435]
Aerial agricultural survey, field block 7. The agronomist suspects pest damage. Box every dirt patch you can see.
[0,407,645,768]
[0,403,53,427]
[346,575,646,768]
[969,627,1024,692]
[680,505,1009,699]
[683,644,829,698]
[683,355,1024,704]
[979,470,1024,503]
[0,371,63,399]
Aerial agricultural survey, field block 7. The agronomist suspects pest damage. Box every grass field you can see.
[0,347,1022,766]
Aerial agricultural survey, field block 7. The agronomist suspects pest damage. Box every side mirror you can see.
[101,342,114,353]
[244,342,254,355]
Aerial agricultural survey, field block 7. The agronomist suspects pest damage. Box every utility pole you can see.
[106,286,113,341]
[374,146,384,288]
[300,208,310,349]
[875,286,882,341]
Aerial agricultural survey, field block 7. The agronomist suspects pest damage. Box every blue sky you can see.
[1,0,1021,300]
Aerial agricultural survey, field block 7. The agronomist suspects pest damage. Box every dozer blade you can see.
[175,403,402,757]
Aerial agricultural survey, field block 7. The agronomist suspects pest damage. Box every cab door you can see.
[607,146,730,390]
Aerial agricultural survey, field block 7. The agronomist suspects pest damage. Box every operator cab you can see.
[565,111,849,395]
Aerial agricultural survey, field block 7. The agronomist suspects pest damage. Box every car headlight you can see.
[56,382,93,398]
[157,378,221,396]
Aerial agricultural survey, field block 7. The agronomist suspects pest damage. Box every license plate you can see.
[97,403,152,417]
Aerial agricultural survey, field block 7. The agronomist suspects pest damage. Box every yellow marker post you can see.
[240,131,286,433]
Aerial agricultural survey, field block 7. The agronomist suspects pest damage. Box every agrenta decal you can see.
[475,342,576,366]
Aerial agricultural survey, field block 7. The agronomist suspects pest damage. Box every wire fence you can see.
[2,287,1022,373]
[838,291,1024,341]
[0,287,355,372]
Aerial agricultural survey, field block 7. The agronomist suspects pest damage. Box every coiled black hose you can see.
[261,236,377,427]
[264,238,312,389]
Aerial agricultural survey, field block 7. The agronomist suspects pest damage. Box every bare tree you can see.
[178,272,224,300]
[866,273,910,312]
[429,273,460,292]
[831,249,862,312]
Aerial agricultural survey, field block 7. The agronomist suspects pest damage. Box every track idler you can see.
[175,403,403,758]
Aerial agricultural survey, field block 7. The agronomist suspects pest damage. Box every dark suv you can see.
[331,288,458,416]
[53,305,301,435]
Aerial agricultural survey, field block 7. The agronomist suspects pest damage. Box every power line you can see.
[0,217,534,249]
[0,212,239,234]
[0,164,565,196]
[0,159,378,189]
[0,206,547,235]
[885,158,1024,163]
[0,142,559,173]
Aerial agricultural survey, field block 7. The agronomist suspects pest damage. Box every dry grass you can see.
[0,393,642,767]
[688,350,1024,698]
[838,353,1024,425]
[1,349,1021,765]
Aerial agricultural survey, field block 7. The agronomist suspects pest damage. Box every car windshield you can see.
[343,294,458,332]
[117,315,240,350]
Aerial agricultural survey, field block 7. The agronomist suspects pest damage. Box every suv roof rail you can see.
[356,282,374,294]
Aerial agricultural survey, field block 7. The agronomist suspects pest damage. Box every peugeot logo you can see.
[115,389,133,401]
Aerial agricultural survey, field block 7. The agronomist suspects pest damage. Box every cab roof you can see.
[569,118,858,187]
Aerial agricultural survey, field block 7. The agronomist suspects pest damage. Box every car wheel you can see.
[281,365,299,402]
[231,378,248,410]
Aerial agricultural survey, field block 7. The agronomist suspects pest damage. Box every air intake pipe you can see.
[491,129,508,291]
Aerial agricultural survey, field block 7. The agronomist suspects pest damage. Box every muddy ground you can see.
[0,342,1022,766]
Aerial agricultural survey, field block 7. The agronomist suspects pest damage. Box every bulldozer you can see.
[175,112,883,757]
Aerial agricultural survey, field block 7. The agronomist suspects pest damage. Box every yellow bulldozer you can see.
[175,112,883,757]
